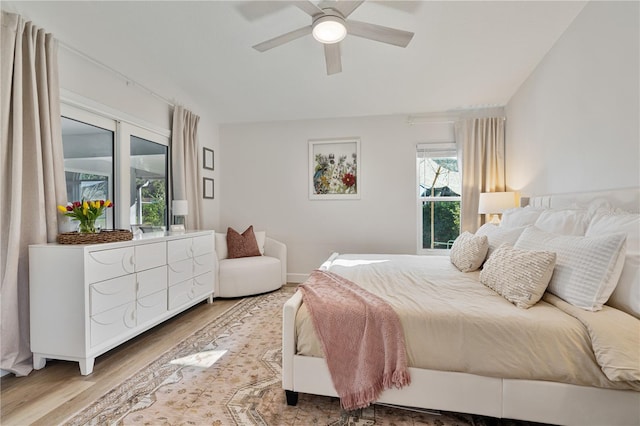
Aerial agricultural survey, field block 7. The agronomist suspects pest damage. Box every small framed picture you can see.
[203,177,214,199]
[203,147,214,170]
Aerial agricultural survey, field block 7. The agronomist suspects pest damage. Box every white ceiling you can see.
[3,1,586,124]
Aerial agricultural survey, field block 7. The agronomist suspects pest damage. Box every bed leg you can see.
[285,390,299,406]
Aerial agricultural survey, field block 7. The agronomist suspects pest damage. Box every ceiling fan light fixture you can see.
[312,15,347,44]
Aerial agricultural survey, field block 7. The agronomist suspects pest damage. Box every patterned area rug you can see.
[67,287,541,425]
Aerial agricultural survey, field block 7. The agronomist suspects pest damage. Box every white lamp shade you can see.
[478,192,517,214]
[312,16,347,44]
[172,200,189,216]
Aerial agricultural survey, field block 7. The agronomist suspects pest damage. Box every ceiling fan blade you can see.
[252,26,312,52]
[235,1,290,22]
[346,20,414,47]
[324,43,342,75]
[332,1,365,18]
[291,0,324,17]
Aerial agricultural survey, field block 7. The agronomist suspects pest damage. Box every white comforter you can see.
[296,254,640,391]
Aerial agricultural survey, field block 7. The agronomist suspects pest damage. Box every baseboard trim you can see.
[287,273,309,284]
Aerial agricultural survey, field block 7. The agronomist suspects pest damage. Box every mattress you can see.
[295,254,639,391]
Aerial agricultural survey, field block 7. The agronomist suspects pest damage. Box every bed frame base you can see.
[286,355,640,425]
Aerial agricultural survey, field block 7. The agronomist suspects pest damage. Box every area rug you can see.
[67,287,540,426]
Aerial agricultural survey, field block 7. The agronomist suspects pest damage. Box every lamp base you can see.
[488,214,501,225]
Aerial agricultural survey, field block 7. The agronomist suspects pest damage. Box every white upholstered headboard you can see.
[525,187,640,213]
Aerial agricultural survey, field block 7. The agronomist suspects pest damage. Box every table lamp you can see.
[478,192,517,224]
[171,200,188,232]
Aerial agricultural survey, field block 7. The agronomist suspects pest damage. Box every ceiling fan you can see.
[252,0,414,75]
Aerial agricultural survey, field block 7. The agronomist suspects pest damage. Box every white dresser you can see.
[29,230,215,375]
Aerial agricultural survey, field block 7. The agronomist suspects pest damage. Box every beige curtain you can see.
[171,105,202,230]
[455,117,506,233]
[1,12,67,376]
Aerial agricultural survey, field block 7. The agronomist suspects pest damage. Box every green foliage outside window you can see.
[138,179,166,226]
[422,201,460,249]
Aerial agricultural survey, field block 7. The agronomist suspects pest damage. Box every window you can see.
[61,115,115,229]
[61,103,170,230]
[417,143,461,252]
[130,135,168,227]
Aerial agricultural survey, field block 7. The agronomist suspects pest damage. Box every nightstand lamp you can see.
[171,200,188,232]
[478,192,517,224]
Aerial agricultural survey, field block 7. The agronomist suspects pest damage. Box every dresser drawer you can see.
[137,290,167,325]
[90,302,136,347]
[137,265,167,298]
[192,235,213,257]
[168,272,213,311]
[167,238,192,264]
[193,252,214,276]
[193,270,214,298]
[90,275,136,316]
[86,247,135,284]
[135,242,166,272]
[168,258,193,286]
[168,279,196,310]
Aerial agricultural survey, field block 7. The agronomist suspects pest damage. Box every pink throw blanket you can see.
[298,270,411,410]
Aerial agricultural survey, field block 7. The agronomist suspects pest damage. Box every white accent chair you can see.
[215,231,287,298]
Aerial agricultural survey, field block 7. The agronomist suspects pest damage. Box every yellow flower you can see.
[93,200,100,209]
[83,201,89,210]
[57,205,67,213]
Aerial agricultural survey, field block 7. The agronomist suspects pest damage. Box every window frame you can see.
[416,142,461,254]
[61,98,171,230]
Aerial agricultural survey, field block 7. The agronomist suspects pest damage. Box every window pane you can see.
[417,156,460,197]
[61,116,114,229]
[422,200,460,249]
[130,136,168,228]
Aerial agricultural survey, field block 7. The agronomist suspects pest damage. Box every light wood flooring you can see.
[0,297,240,426]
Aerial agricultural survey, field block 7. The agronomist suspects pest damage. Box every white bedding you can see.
[296,253,640,391]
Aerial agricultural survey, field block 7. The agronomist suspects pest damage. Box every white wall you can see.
[220,115,454,280]
[58,47,221,231]
[505,1,639,195]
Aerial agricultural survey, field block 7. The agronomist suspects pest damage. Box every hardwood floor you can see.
[0,297,239,426]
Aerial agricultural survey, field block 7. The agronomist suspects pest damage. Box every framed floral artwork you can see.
[309,138,360,200]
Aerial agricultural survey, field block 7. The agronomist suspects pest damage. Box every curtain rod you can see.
[59,41,175,107]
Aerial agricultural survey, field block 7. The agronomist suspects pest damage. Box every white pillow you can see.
[500,206,544,228]
[533,209,590,236]
[475,223,528,259]
[450,232,488,272]
[255,231,266,254]
[215,230,266,260]
[515,226,627,311]
[480,243,556,309]
[215,233,228,260]
[587,211,640,318]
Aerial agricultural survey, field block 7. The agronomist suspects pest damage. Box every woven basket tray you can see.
[57,229,133,245]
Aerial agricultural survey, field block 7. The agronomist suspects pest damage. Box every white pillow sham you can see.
[533,209,590,236]
[480,243,556,309]
[500,206,544,228]
[515,226,627,311]
[475,223,528,260]
[586,211,640,318]
[450,232,488,272]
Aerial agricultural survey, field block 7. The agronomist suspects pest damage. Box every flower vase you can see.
[79,219,97,234]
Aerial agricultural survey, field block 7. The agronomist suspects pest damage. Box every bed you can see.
[282,188,640,426]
